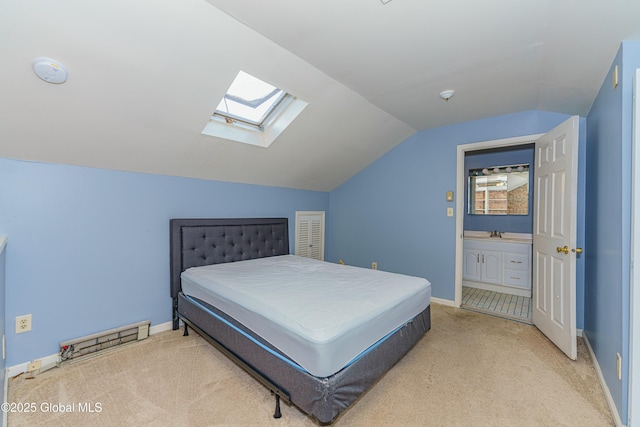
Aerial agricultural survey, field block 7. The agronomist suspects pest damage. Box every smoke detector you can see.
[439,90,455,101]
[32,57,68,84]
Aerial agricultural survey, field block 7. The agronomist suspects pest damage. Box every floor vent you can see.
[59,320,150,362]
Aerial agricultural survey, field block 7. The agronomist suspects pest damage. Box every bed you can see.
[170,218,431,424]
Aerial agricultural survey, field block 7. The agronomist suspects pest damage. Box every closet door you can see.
[295,211,325,260]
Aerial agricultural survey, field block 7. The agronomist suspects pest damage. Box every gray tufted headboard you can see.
[170,218,289,299]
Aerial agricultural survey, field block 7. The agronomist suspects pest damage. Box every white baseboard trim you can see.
[6,320,177,379]
[149,320,175,335]
[462,280,530,298]
[6,352,59,379]
[430,297,457,307]
[3,367,7,427]
[583,331,625,427]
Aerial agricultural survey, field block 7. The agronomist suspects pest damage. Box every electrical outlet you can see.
[28,360,41,372]
[371,262,378,270]
[617,353,622,380]
[15,314,32,334]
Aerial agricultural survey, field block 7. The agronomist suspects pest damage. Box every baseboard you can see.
[582,331,625,427]
[462,280,530,298]
[3,366,7,427]
[430,297,457,307]
[6,320,177,379]
[6,352,59,379]
[149,320,175,335]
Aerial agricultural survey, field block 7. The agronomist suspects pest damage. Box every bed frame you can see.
[170,218,431,424]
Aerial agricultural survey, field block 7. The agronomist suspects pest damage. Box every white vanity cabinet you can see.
[463,248,502,284]
[462,237,532,296]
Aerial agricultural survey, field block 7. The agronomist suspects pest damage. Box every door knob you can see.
[556,245,583,255]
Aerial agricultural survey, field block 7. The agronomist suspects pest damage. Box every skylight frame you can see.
[214,91,291,129]
[202,70,308,148]
[214,71,290,129]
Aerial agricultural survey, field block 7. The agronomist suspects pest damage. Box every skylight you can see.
[214,71,289,128]
[202,70,308,148]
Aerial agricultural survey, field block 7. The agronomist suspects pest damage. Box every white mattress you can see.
[181,255,431,377]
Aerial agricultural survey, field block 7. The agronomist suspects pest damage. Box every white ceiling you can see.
[2,0,640,191]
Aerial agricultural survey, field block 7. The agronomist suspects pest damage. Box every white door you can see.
[295,211,325,261]
[532,116,579,360]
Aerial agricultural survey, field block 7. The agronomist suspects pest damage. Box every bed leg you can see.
[273,393,281,419]
[183,323,189,336]
[172,298,180,331]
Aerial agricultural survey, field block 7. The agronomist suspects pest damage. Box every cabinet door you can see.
[295,211,325,260]
[462,249,481,281]
[481,250,503,285]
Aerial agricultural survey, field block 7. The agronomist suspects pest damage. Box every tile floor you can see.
[461,286,532,324]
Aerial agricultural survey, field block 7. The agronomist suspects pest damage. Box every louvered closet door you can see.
[295,211,325,261]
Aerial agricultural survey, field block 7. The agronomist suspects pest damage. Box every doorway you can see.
[454,134,542,307]
[455,116,581,360]
[460,144,535,324]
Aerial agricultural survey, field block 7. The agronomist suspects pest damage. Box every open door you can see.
[532,116,579,360]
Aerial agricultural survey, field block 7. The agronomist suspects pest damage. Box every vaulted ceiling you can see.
[2,0,640,191]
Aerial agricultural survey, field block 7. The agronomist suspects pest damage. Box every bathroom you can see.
[462,143,534,323]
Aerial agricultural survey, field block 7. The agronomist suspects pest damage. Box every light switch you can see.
[447,207,454,217]
[446,191,454,202]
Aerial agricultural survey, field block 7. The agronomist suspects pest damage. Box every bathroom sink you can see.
[463,231,532,243]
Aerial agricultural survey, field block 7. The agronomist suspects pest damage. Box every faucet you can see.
[489,230,502,238]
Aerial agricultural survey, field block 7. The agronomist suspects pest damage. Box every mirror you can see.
[468,165,529,215]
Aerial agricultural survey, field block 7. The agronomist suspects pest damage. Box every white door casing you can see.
[295,211,325,261]
[629,68,639,425]
[532,116,579,360]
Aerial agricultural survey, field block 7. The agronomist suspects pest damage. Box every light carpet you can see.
[7,304,613,426]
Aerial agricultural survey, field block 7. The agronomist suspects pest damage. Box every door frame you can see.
[629,68,640,426]
[454,134,543,307]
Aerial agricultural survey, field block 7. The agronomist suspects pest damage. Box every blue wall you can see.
[0,107,594,384]
[0,159,329,366]
[464,144,535,233]
[328,110,586,328]
[584,41,640,424]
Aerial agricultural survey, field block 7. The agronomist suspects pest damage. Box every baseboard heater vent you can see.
[59,320,150,362]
